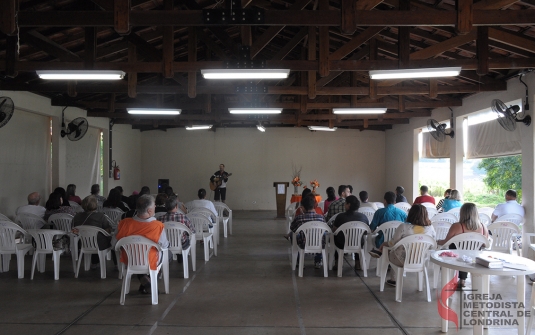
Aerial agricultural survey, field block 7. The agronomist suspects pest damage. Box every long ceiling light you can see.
[369,67,461,80]
[308,126,337,131]
[186,125,213,130]
[201,69,290,80]
[127,108,181,115]
[36,70,126,80]
[229,108,282,114]
[333,108,387,114]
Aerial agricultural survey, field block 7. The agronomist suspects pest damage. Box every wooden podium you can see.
[273,182,289,219]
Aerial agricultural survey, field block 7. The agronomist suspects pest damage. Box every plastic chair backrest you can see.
[163,222,192,252]
[426,207,438,219]
[420,202,435,209]
[188,216,212,241]
[488,221,521,251]
[375,221,403,243]
[0,213,10,221]
[16,212,47,230]
[447,207,461,219]
[394,202,411,213]
[115,235,161,272]
[432,221,453,241]
[357,207,376,222]
[392,234,436,271]
[295,221,330,250]
[374,202,385,209]
[0,220,27,252]
[28,229,66,251]
[188,207,217,222]
[442,232,489,250]
[214,202,231,219]
[479,213,491,226]
[334,221,371,249]
[478,207,494,217]
[497,213,524,226]
[102,208,124,227]
[154,212,167,219]
[48,213,74,233]
[326,213,340,226]
[431,213,457,224]
[77,226,110,251]
[69,202,84,213]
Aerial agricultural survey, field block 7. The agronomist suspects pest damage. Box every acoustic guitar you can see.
[209,173,232,191]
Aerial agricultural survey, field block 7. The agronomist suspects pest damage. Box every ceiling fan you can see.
[426,119,454,142]
[490,99,531,132]
[61,107,89,141]
[0,97,14,129]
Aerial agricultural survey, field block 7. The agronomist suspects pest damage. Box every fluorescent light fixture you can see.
[185,125,213,130]
[229,108,282,114]
[257,124,266,132]
[369,67,461,80]
[333,108,387,114]
[308,126,337,131]
[36,70,125,80]
[127,108,181,115]
[201,69,290,79]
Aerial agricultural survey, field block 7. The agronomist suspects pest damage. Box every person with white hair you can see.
[16,192,46,218]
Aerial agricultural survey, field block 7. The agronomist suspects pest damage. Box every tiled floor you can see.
[0,210,533,334]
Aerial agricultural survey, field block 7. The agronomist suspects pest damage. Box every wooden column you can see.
[456,0,473,35]
[163,0,174,78]
[308,26,317,99]
[340,0,357,35]
[0,0,16,36]
[318,0,330,77]
[477,26,489,76]
[188,27,197,98]
[114,0,130,35]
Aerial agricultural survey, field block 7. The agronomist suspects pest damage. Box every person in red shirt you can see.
[413,185,435,205]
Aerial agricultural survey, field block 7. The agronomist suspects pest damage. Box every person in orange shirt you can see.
[116,194,169,294]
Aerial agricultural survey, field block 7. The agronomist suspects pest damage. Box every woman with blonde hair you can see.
[378,204,436,287]
[437,203,489,287]
[442,189,462,212]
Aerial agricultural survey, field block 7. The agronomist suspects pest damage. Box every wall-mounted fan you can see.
[61,108,88,141]
[491,99,531,132]
[0,97,14,129]
[426,119,454,142]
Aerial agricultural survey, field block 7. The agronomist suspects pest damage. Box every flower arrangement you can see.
[291,176,303,187]
[310,179,320,192]
[291,164,303,194]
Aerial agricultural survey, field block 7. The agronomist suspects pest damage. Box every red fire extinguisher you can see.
[112,161,120,180]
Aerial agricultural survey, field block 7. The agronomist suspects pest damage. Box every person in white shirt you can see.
[16,192,46,218]
[358,191,378,211]
[491,189,525,222]
[186,188,218,218]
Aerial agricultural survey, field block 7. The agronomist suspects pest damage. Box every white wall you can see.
[140,127,387,210]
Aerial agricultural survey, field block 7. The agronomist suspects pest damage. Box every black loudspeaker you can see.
[158,179,169,193]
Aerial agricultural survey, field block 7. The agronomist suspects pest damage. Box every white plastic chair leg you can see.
[223,219,228,238]
[98,250,107,279]
[117,251,123,279]
[424,267,431,302]
[52,251,61,280]
[298,250,305,277]
[75,252,83,278]
[2,254,11,272]
[360,251,368,277]
[395,268,404,302]
[162,252,169,294]
[30,253,38,279]
[376,256,382,277]
[203,236,210,261]
[16,250,28,279]
[229,213,232,235]
[120,274,129,305]
[418,272,424,291]
[182,251,189,279]
[191,240,196,271]
[379,252,390,291]
[150,269,159,305]
[337,251,344,277]
[322,250,328,277]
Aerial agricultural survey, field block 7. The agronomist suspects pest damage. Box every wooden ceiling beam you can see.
[196,28,228,60]
[114,0,130,35]
[272,28,308,61]
[17,10,535,27]
[456,0,473,35]
[20,30,81,62]
[488,28,535,54]
[0,0,17,35]
[85,27,97,69]
[329,27,384,61]
[477,26,489,76]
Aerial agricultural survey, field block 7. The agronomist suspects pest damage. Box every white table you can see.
[431,250,535,335]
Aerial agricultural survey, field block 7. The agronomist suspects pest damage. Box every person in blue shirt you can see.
[368,191,408,258]
[442,189,462,213]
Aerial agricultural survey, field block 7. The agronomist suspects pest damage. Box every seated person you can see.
[16,192,46,218]
[377,204,436,287]
[289,195,326,269]
[437,203,488,288]
[103,188,129,212]
[294,189,323,216]
[395,186,408,203]
[155,193,168,213]
[72,195,116,266]
[358,191,378,210]
[368,191,408,258]
[442,189,462,212]
[67,184,82,205]
[44,192,77,221]
[491,189,525,223]
[128,186,150,210]
[413,185,435,205]
[186,188,217,219]
[114,186,131,208]
[325,185,351,221]
[51,187,71,207]
[159,196,195,249]
[116,195,169,294]
[323,186,338,214]
[90,184,107,203]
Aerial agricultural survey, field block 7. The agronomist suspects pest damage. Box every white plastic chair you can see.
[477,207,494,217]
[154,212,167,220]
[28,229,67,280]
[188,215,215,261]
[374,202,385,209]
[432,221,453,242]
[447,207,461,220]
[0,213,11,221]
[0,221,33,278]
[101,208,124,230]
[331,221,371,277]
[188,208,219,245]
[426,207,438,219]
[430,212,457,224]
[393,202,411,214]
[115,235,168,305]
[75,226,112,279]
[488,221,521,255]
[16,212,47,230]
[286,202,299,232]
[292,221,330,278]
[214,202,232,237]
[379,234,436,302]
[326,213,340,227]
[372,221,403,277]
[164,222,195,278]
[479,213,491,226]
[48,213,77,269]
[420,202,435,209]
[357,207,376,223]
[497,213,524,226]
[433,232,490,288]
[69,202,84,213]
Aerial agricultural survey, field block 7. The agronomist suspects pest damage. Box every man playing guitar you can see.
[210,164,231,203]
